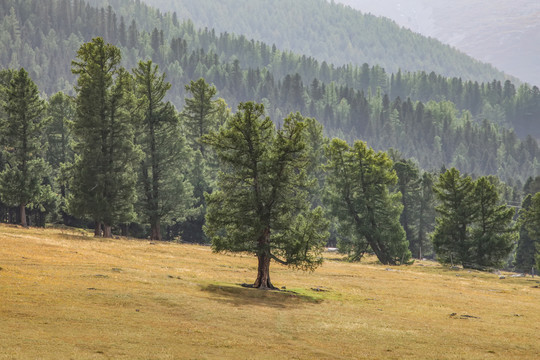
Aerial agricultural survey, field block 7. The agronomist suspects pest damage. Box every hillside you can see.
[1,225,539,359]
[2,0,540,187]
[336,0,540,87]
[138,0,508,84]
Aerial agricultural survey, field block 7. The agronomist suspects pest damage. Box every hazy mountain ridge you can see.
[138,0,508,84]
[336,0,540,86]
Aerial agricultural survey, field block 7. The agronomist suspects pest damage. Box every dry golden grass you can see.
[1,224,539,359]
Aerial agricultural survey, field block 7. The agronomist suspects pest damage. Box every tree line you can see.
[1,38,539,288]
[2,0,540,187]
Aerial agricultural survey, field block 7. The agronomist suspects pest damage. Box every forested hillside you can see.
[2,0,540,185]
[137,0,507,84]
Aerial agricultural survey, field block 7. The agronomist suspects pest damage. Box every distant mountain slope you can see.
[139,0,508,84]
[336,0,540,86]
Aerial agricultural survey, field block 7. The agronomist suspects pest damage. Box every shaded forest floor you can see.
[1,224,539,359]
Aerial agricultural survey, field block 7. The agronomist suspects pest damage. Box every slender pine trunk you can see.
[120,223,128,237]
[60,183,69,225]
[150,219,161,241]
[20,204,27,227]
[94,221,102,237]
[149,117,161,242]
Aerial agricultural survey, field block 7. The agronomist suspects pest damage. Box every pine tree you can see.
[69,38,139,237]
[181,78,218,155]
[133,60,193,241]
[470,177,516,268]
[203,102,329,289]
[520,194,540,273]
[433,169,516,268]
[45,91,74,224]
[417,172,436,259]
[515,195,537,273]
[303,116,326,206]
[432,168,477,266]
[151,27,160,53]
[0,68,50,227]
[118,16,127,47]
[127,19,138,49]
[180,78,221,242]
[392,156,422,257]
[325,139,410,264]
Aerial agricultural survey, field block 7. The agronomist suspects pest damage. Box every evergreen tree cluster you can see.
[0,40,537,277]
[432,169,516,269]
[0,0,539,276]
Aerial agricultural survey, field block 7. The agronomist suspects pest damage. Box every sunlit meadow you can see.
[1,224,539,359]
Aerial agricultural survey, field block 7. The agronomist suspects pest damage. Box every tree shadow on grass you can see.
[200,283,323,309]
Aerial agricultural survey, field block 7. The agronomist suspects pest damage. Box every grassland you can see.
[1,224,539,359]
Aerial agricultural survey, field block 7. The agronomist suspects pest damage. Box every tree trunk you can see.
[253,227,276,290]
[20,204,27,227]
[103,224,113,238]
[60,184,69,225]
[94,221,102,237]
[120,223,128,237]
[150,219,161,241]
[253,252,275,289]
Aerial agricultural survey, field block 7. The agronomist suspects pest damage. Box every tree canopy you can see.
[133,60,193,240]
[433,168,516,268]
[325,138,410,264]
[203,102,329,289]
[0,68,50,227]
[68,37,139,237]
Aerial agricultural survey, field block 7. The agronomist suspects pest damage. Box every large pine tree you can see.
[45,91,75,224]
[432,168,478,266]
[325,139,410,264]
[68,38,139,237]
[133,60,193,241]
[392,156,422,258]
[0,68,50,227]
[180,78,222,242]
[433,169,516,268]
[203,103,329,289]
[470,177,515,268]
[417,172,436,259]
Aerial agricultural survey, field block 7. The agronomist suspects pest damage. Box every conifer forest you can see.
[2,0,540,282]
